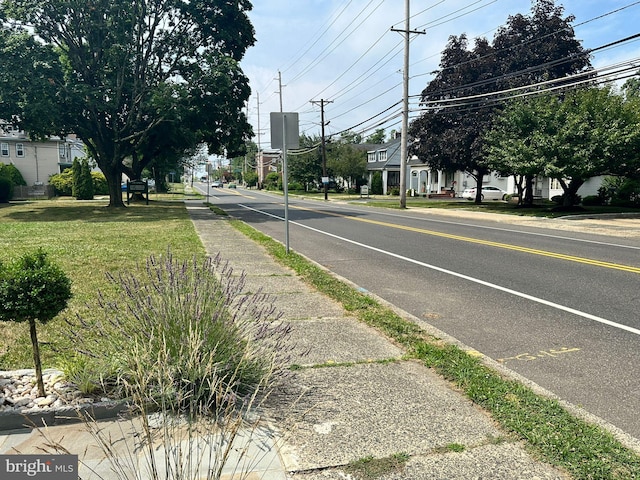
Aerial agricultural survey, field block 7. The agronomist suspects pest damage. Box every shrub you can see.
[0,176,13,202]
[0,163,26,186]
[244,171,258,188]
[91,171,109,195]
[609,177,640,207]
[263,172,280,190]
[49,168,74,196]
[65,251,291,412]
[581,195,604,206]
[0,249,72,397]
[72,158,94,200]
[371,172,383,195]
[389,187,400,196]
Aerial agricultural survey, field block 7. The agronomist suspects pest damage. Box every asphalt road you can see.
[198,184,640,441]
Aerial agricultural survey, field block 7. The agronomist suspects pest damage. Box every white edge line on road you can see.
[239,203,640,337]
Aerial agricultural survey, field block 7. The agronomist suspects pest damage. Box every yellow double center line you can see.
[291,205,640,274]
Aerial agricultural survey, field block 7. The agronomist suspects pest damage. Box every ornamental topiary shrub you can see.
[0,249,72,397]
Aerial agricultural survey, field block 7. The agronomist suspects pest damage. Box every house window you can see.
[58,143,67,159]
[16,143,24,157]
[367,152,376,163]
[0,143,8,157]
[378,150,387,162]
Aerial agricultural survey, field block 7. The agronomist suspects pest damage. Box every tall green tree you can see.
[409,35,497,203]
[548,87,640,205]
[484,96,557,205]
[0,0,254,208]
[365,129,386,144]
[486,87,640,206]
[326,143,367,189]
[288,134,322,189]
[409,0,591,203]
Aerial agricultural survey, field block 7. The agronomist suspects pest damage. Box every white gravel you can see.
[0,368,112,414]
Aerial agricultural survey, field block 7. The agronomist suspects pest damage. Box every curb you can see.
[0,400,129,432]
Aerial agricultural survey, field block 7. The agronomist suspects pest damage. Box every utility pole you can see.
[276,71,284,112]
[256,92,262,152]
[310,99,333,200]
[392,0,425,209]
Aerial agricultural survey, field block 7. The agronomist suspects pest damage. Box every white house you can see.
[1,122,85,196]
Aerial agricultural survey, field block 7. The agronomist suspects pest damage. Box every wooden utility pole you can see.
[311,99,333,200]
[276,71,284,112]
[392,0,425,208]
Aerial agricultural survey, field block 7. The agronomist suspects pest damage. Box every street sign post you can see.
[270,113,299,254]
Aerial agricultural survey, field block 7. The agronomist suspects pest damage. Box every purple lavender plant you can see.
[66,250,292,414]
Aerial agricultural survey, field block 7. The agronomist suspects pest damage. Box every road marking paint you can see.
[239,203,640,337]
[290,204,640,274]
[497,347,581,364]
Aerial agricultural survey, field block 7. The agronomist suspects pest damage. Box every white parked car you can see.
[462,185,507,201]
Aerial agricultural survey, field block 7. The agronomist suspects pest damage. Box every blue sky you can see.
[240,1,640,149]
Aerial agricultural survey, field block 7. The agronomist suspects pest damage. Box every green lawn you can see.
[0,192,205,369]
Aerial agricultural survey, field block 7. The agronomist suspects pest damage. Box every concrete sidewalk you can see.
[186,201,569,479]
[0,200,570,479]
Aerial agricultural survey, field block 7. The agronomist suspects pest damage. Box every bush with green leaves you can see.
[581,195,604,206]
[371,171,383,195]
[0,176,12,202]
[72,158,94,200]
[66,251,291,412]
[0,249,72,397]
[244,170,258,188]
[49,168,73,196]
[263,172,280,190]
[0,163,26,186]
[91,171,108,195]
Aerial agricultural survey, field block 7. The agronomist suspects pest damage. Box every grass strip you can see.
[230,218,640,480]
[0,196,205,369]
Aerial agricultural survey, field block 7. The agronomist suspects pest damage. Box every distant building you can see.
[256,150,281,186]
[0,121,85,188]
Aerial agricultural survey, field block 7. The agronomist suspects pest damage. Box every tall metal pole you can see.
[282,114,290,253]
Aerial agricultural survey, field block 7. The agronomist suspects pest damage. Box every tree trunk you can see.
[562,179,585,207]
[29,319,46,398]
[523,175,534,206]
[474,170,486,204]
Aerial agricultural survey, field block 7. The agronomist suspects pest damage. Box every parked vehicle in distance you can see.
[211,180,223,188]
[227,183,237,189]
[462,185,507,201]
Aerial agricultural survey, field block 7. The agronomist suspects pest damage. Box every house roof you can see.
[364,137,403,171]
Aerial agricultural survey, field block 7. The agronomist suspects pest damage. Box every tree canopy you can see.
[0,0,255,207]
[408,0,591,203]
[485,87,640,206]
